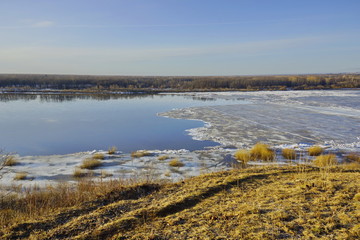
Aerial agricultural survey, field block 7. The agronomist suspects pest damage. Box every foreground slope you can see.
[2,165,360,239]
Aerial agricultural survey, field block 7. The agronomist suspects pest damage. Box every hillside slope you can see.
[2,165,360,239]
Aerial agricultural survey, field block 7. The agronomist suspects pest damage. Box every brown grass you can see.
[100,170,113,178]
[92,153,105,160]
[313,154,338,167]
[281,148,296,160]
[107,146,117,155]
[308,145,324,156]
[80,158,102,169]
[250,143,275,161]
[13,172,27,180]
[3,156,18,166]
[73,168,88,178]
[234,149,251,164]
[1,165,359,239]
[168,159,185,167]
[0,179,159,231]
[158,155,169,161]
[131,151,152,158]
[345,153,360,163]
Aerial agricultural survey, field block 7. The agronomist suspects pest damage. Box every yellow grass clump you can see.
[107,146,117,155]
[250,143,275,161]
[169,159,185,167]
[73,168,88,178]
[234,150,251,164]
[313,154,338,167]
[13,172,27,180]
[92,153,105,160]
[80,158,102,169]
[100,170,113,178]
[308,145,324,156]
[282,148,296,160]
[354,193,360,201]
[3,156,18,166]
[345,153,360,163]
[158,155,169,161]
[131,151,152,158]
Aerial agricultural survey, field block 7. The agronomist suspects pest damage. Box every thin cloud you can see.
[0,36,324,63]
[55,16,324,29]
[31,21,54,28]
[0,20,54,29]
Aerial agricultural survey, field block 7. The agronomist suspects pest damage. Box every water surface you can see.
[0,93,238,156]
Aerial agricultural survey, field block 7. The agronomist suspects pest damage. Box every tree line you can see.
[0,73,359,91]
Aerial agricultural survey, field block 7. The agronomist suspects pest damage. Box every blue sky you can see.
[0,0,359,75]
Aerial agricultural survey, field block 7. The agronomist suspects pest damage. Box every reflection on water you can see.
[0,93,155,102]
[0,93,239,156]
[0,93,230,103]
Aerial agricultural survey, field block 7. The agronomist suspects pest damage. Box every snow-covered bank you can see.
[0,148,235,191]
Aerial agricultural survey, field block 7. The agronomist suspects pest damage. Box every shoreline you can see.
[1,90,359,190]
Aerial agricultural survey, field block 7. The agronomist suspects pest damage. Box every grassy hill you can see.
[1,164,359,239]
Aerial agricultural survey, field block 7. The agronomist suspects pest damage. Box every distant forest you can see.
[0,73,359,92]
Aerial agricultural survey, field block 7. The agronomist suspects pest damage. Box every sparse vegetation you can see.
[313,154,338,167]
[345,153,360,163]
[100,170,113,178]
[13,172,27,180]
[107,146,117,155]
[73,168,88,178]
[158,155,169,161]
[3,156,18,166]
[169,159,185,167]
[250,143,275,161]
[131,151,152,158]
[308,145,324,156]
[234,149,251,164]
[92,153,105,160]
[281,148,296,160]
[80,158,102,169]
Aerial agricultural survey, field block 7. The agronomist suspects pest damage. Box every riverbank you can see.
[1,90,359,190]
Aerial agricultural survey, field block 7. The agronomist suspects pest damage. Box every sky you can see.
[0,0,360,76]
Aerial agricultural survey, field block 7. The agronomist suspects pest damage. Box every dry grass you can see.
[80,158,102,169]
[313,154,338,167]
[0,178,159,232]
[2,165,358,239]
[345,153,360,163]
[13,172,27,180]
[131,151,152,158]
[250,143,275,161]
[282,148,296,160]
[100,170,113,178]
[168,159,185,167]
[73,168,88,178]
[3,156,18,166]
[234,149,251,164]
[308,145,324,156]
[92,153,105,160]
[158,155,169,161]
[107,146,117,155]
